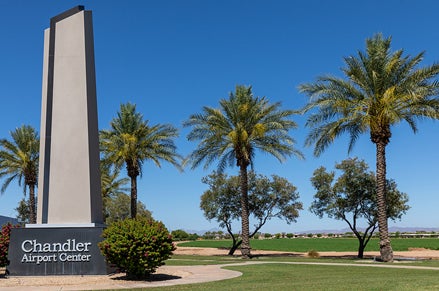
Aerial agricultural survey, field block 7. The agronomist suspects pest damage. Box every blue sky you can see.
[1,0,438,233]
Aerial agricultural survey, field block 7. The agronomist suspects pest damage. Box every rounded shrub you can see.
[307,249,320,258]
[99,217,175,279]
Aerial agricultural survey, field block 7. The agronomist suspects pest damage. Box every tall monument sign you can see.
[7,6,107,275]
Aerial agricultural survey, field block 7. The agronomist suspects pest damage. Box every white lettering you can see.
[83,242,91,251]
[21,253,57,264]
[21,240,33,252]
[76,242,84,251]
[20,239,92,253]
[59,253,91,262]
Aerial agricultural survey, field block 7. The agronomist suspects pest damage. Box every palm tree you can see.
[0,125,39,223]
[184,85,303,258]
[100,162,130,222]
[100,103,182,218]
[299,33,439,262]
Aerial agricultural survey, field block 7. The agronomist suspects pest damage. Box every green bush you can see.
[307,249,320,258]
[0,223,18,267]
[99,217,175,279]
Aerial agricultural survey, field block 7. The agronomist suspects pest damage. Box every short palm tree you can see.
[100,162,130,222]
[100,103,182,219]
[0,125,39,223]
[184,85,303,258]
[299,33,439,262]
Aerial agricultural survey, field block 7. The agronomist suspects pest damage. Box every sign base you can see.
[7,226,108,276]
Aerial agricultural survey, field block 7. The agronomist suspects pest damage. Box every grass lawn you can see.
[150,263,439,290]
[178,238,439,252]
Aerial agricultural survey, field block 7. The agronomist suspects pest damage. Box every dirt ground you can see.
[1,246,439,290]
[173,245,439,259]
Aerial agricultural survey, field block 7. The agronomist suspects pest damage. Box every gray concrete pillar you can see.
[36,6,103,226]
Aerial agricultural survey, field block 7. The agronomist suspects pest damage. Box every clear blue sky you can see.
[1,0,438,233]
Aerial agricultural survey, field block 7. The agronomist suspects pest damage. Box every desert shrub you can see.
[99,217,175,279]
[286,233,294,238]
[307,249,320,258]
[0,223,18,267]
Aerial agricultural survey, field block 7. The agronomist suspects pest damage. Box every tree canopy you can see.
[100,103,182,218]
[299,33,439,261]
[0,125,39,223]
[310,158,409,258]
[185,85,303,257]
[200,171,303,255]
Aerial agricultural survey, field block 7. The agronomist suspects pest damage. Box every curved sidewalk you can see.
[0,264,241,291]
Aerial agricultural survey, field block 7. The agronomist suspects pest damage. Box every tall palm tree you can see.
[184,85,303,258]
[299,33,439,262]
[0,125,39,223]
[100,103,182,218]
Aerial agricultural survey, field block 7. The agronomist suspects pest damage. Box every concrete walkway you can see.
[1,261,439,290]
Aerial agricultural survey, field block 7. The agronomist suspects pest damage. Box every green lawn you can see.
[178,238,439,252]
[96,238,439,290]
[148,263,439,290]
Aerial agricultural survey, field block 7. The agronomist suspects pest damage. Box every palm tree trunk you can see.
[130,175,138,219]
[239,163,251,258]
[28,184,36,224]
[376,142,393,262]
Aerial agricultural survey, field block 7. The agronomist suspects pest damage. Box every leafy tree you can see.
[105,193,152,225]
[170,229,199,241]
[299,34,439,261]
[310,158,409,258]
[0,125,39,223]
[100,103,182,218]
[185,85,303,258]
[200,171,303,255]
[15,198,30,225]
[171,229,190,241]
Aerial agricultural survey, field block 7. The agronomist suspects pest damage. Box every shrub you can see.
[286,233,294,238]
[99,217,175,279]
[0,223,18,267]
[307,249,320,258]
[264,233,272,238]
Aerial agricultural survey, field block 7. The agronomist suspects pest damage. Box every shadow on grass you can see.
[111,272,182,282]
[249,253,303,259]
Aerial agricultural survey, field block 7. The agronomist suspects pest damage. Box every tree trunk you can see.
[28,183,36,224]
[228,240,242,256]
[357,239,365,259]
[239,163,251,258]
[376,142,393,262]
[130,175,138,219]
